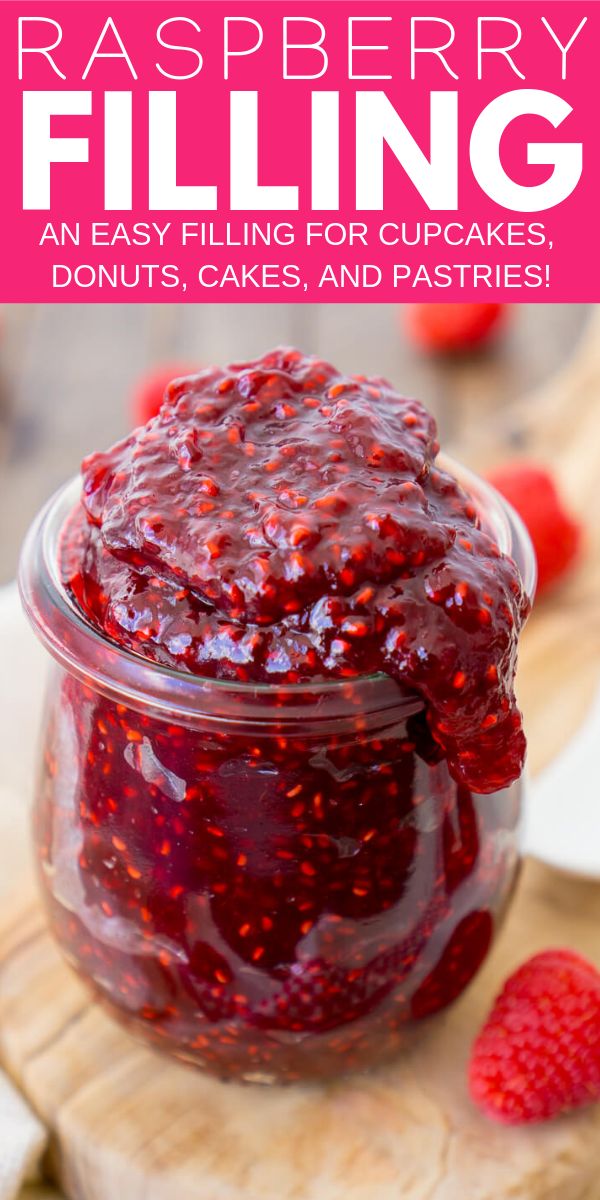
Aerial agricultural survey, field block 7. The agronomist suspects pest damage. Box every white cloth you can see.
[0,1075,46,1199]
[0,585,49,1197]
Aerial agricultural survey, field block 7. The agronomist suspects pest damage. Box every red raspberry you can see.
[403,303,505,353]
[487,461,582,596]
[131,363,199,426]
[469,949,600,1124]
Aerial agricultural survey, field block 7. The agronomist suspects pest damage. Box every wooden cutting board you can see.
[1,863,600,1200]
[1,312,600,1200]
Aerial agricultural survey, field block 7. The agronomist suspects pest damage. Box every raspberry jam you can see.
[20,349,535,1082]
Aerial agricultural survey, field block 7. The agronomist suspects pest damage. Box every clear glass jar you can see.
[19,459,535,1083]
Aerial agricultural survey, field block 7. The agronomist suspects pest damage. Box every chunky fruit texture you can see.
[470,949,600,1124]
[42,347,529,1080]
[131,363,200,427]
[36,671,520,1081]
[70,347,529,794]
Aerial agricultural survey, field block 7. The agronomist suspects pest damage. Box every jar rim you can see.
[18,454,536,726]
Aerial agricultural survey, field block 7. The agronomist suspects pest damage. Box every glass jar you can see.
[19,458,535,1083]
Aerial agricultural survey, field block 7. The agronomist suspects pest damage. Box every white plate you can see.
[523,685,600,880]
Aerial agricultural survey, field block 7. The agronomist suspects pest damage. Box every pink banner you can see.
[0,0,597,301]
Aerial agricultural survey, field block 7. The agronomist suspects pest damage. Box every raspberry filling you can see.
[32,347,528,1081]
[68,347,529,793]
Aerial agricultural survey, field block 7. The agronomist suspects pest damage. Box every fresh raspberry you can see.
[487,461,582,596]
[403,303,505,353]
[130,363,199,426]
[80,348,530,793]
[469,949,600,1124]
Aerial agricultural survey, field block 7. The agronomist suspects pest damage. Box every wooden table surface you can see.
[0,302,589,583]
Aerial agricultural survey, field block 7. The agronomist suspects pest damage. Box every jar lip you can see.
[18,454,536,724]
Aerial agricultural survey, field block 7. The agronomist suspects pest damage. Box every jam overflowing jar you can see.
[19,351,535,1082]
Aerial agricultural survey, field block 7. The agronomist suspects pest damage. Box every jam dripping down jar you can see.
[19,459,535,1083]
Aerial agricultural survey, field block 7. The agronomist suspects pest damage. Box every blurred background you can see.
[0,302,590,584]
